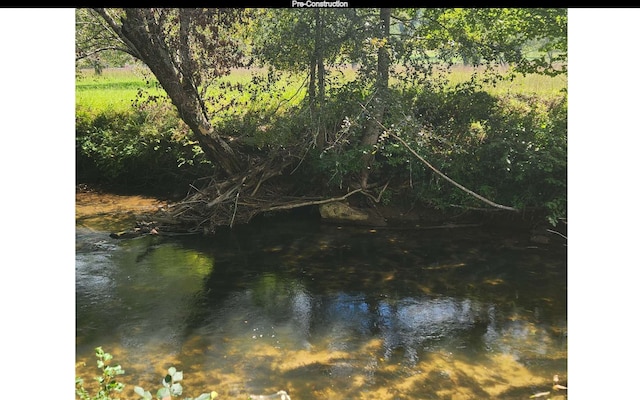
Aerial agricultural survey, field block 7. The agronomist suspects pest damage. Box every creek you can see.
[76,191,567,399]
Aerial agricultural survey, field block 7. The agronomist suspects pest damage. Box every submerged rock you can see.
[318,201,386,226]
[319,201,368,221]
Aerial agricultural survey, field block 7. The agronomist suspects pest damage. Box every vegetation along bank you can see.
[76,8,567,237]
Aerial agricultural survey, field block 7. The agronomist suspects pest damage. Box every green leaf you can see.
[171,382,183,396]
[157,387,171,399]
[134,386,153,399]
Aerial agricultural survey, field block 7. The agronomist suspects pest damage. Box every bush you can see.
[76,103,213,195]
[76,71,566,225]
[372,85,567,224]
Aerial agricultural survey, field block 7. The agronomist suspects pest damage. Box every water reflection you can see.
[76,217,567,399]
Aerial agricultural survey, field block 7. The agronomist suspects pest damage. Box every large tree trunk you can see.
[95,8,243,177]
[360,8,391,189]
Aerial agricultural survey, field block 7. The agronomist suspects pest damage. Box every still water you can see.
[76,201,567,399]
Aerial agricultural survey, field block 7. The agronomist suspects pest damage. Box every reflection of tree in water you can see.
[76,199,567,399]
[187,269,565,396]
[169,219,566,398]
[376,297,489,364]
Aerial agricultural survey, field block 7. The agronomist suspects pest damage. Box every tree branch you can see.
[361,103,518,212]
[261,188,363,213]
[92,8,142,60]
[393,131,518,211]
[75,46,135,61]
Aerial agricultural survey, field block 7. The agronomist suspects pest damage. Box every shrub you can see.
[372,85,567,224]
[76,103,213,194]
[76,347,218,400]
[75,347,125,400]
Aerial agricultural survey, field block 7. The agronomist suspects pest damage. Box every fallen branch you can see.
[546,229,567,240]
[261,188,363,213]
[375,223,482,230]
[360,180,390,203]
[361,104,518,212]
[389,131,518,211]
[230,190,240,228]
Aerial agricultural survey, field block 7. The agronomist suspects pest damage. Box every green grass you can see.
[328,64,566,97]
[445,64,567,97]
[76,66,308,116]
[76,64,566,114]
[76,67,165,112]
[211,67,308,119]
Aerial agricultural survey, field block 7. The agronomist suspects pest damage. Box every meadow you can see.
[76,64,567,112]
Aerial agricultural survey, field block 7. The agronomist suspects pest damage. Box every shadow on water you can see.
[76,209,567,399]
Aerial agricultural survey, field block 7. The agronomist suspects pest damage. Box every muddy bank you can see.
[76,187,169,232]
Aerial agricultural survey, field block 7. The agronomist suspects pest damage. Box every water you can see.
[76,207,567,399]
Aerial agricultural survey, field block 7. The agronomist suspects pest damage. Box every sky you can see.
[1,8,638,399]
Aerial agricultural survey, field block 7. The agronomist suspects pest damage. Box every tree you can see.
[78,8,567,232]
[89,8,246,177]
[405,8,567,76]
[359,8,392,190]
[249,8,359,148]
[350,8,567,192]
[250,8,397,189]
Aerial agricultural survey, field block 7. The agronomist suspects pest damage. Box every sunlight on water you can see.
[76,206,567,399]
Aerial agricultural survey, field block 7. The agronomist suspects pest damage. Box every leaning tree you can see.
[90,8,245,177]
[80,8,375,233]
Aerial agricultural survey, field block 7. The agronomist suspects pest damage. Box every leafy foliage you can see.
[379,84,567,223]
[76,347,125,400]
[76,102,212,194]
[134,366,218,400]
[404,8,567,76]
[76,348,219,400]
[76,8,567,225]
[75,9,136,73]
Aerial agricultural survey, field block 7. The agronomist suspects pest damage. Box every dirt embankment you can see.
[76,186,169,232]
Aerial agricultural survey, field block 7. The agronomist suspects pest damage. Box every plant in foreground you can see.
[77,347,290,400]
[76,347,217,400]
[134,366,218,400]
[76,347,126,400]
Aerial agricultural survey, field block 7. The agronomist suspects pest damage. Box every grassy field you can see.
[445,64,567,96]
[76,64,567,112]
[76,66,308,113]
[76,67,166,112]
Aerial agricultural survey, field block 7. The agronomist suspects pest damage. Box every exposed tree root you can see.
[138,151,380,235]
